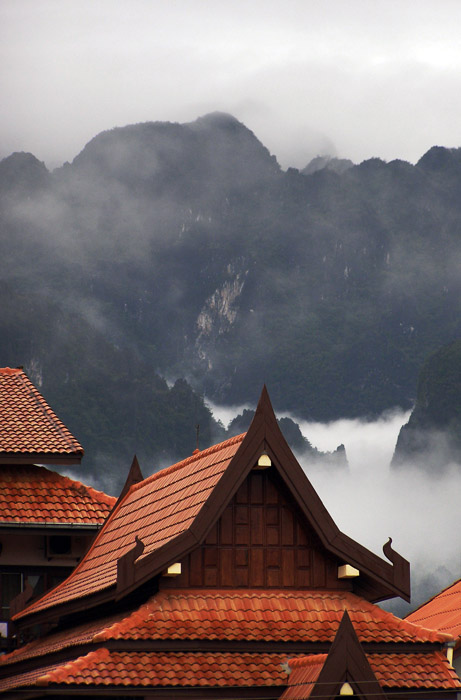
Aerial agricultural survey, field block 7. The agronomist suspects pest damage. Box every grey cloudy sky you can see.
[2,0,461,169]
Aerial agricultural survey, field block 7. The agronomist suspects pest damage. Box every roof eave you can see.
[0,454,83,466]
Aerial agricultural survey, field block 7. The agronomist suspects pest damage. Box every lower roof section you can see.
[0,650,287,694]
[2,648,460,696]
[1,589,451,673]
[0,464,115,525]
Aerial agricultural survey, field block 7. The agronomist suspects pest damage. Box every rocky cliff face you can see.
[392,340,461,470]
[1,113,461,477]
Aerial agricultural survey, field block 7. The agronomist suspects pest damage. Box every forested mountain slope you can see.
[1,113,460,485]
[393,340,461,469]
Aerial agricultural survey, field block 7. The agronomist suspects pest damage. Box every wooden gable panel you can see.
[161,467,351,591]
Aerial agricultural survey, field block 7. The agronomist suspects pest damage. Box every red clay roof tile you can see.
[91,589,450,645]
[14,434,245,619]
[282,651,461,699]
[4,648,459,694]
[0,464,115,525]
[0,650,287,692]
[368,651,461,689]
[0,612,126,667]
[406,578,461,642]
[8,589,449,662]
[0,368,83,459]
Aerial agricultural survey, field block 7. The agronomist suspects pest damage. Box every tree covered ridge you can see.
[393,340,461,469]
[0,113,460,486]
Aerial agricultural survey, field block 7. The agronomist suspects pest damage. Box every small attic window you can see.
[339,682,354,695]
[162,563,182,577]
[256,452,272,468]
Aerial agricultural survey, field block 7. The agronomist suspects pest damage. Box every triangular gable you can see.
[123,386,409,601]
[282,611,386,700]
[14,387,409,629]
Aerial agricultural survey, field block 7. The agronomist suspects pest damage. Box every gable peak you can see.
[116,455,144,506]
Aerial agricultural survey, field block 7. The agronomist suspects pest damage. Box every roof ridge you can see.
[159,588,365,599]
[289,654,327,669]
[130,432,245,494]
[406,577,461,619]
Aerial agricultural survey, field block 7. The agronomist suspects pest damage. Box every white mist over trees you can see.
[298,412,461,615]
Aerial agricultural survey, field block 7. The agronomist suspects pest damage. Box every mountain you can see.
[392,340,461,469]
[1,113,460,485]
[302,155,354,175]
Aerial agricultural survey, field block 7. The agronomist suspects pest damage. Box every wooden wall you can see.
[162,467,350,591]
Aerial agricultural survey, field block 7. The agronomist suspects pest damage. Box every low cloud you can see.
[297,411,461,615]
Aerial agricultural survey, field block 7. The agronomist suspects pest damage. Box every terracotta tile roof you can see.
[0,650,287,692]
[0,368,83,459]
[4,648,459,695]
[0,612,126,669]
[0,464,115,525]
[281,655,326,700]
[4,589,448,673]
[282,652,461,699]
[92,589,451,645]
[367,652,461,689]
[406,578,461,642]
[14,434,245,619]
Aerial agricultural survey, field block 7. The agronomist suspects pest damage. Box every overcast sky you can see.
[2,0,461,169]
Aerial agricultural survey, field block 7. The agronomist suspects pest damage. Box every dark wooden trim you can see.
[0,526,100,534]
[307,610,387,700]
[3,687,284,698]
[114,455,144,509]
[0,455,82,465]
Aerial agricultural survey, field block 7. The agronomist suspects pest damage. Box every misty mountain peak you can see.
[302,155,354,176]
[0,152,50,193]
[417,145,461,173]
[190,111,245,131]
[67,114,280,194]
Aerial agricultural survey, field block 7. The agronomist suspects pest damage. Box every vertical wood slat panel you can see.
[311,549,326,588]
[250,472,264,504]
[250,506,264,545]
[189,549,203,587]
[250,549,264,586]
[221,548,233,585]
[220,505,233,546]
[171,469,339,590]
[282,549,295,586]
[204,565,218,587]
[281,507,294,546]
